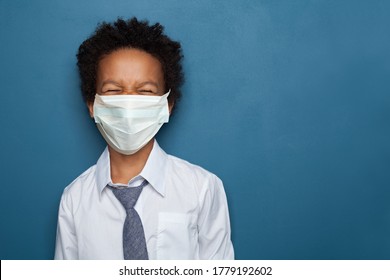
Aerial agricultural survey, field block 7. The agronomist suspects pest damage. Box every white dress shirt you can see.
[54,141,234,259]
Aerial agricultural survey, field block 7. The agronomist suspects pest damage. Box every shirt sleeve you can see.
[197,175,234,259]
[54,189,78,260]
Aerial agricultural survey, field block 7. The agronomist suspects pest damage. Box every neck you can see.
[109,139,155,184]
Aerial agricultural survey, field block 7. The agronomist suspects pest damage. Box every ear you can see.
[87,102,94,118]
[168,101,175,115]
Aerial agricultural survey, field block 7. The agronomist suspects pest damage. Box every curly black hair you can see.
[77,17,184,108]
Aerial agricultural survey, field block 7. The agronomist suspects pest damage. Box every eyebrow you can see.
[101,80,121,87]
[100,80,159,88]
[138,81,159,88]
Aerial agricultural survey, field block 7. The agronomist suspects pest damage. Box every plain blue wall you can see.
[0,0,389,259]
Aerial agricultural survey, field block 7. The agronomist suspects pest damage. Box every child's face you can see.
[88,48,166,117]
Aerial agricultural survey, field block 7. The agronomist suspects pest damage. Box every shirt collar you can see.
[95,140,167,197]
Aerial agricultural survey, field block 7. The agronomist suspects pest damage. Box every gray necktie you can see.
[110,180,149,260]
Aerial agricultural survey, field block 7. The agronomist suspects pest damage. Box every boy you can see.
[54,17,234,260]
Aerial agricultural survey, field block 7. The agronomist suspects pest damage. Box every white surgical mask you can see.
[93,90,170,155]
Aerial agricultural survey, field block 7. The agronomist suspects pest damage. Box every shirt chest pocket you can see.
[156,212,199,259]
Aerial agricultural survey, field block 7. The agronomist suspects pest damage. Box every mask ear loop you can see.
[164,89,171,97]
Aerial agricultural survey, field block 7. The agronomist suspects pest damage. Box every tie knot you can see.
[110,180,148,210]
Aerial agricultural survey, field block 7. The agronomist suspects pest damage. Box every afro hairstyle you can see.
[76,17,184,109]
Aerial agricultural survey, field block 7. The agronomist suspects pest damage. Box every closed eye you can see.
[104,89,122,94]
[139,89,156,95]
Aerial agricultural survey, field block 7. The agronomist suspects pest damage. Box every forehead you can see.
[97,48,164,84]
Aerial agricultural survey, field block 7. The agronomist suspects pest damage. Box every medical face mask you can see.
[93,90,170,155]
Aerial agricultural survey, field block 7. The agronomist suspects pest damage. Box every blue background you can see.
[0,0,389,259]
